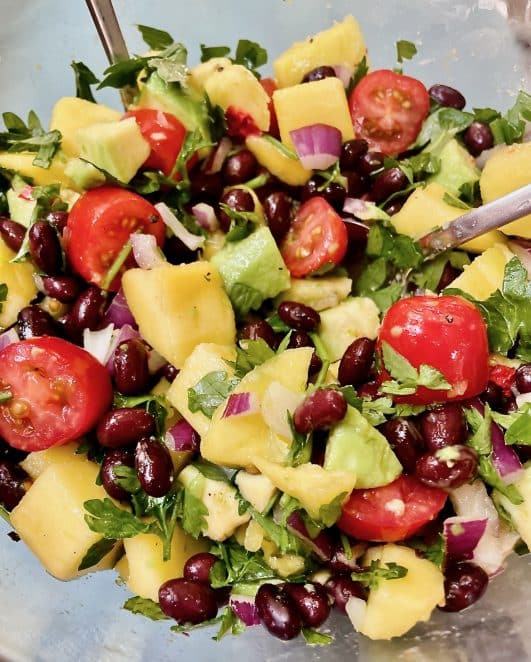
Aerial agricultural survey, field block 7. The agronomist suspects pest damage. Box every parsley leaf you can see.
[411,251,469,292]
[349,55,368,91]
[137,24,175,50]
[286,412,313,467]
[212,606,246,641]
[77,537,117,571]
[0,283,7,313]
[71,61,99,103]
[187,370,239,418]
[497,405,531,445]
[396,39,417,64]
[353,559,408,589]
[84,498,157,539]
[380,341,451,396]
[490,91,531,145]
[112,393,170,436]
[0,112,62,169]
[200,44,231,61]
[220,205,259,242]
[209,541,277,589]
[318,492,348,528]
[131,485,182,560]
[181,488,208,538]
[239,498,308,556]
[98,57,148,90]
[227,338,274,379]
[123,596,169,621]
[442,191,471,210]
[199,38,267,78]
[302,628,333,646]
[409,533,445,568]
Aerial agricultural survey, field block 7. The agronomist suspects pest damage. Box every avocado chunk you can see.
[136,72,212,143]
[277,275,352,312]
[324,406,402,488]
[429,138,479,196]
[6,187,35,227]
[319,297,380,361]
[64,158,106,190]
[211,226,291,315]
[75,117,150,184]
[178,464,250,541]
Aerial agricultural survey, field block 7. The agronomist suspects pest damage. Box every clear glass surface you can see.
[0,1,530,660]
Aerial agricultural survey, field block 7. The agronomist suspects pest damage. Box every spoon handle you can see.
[85,0,135,108]
[419,183,531,254]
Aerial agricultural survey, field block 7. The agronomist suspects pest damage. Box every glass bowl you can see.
[0,1,530,660]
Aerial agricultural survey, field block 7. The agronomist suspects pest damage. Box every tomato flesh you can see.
[280,196,348,278]
[338,475,447,542]
[125,109,189,177]
[66,186,165,291]
[0,337,113,452]
[488,364,516,398]
[377,295,490,405]
[349,69,430,155]
[225,107,261,138]
[259,77,280,138]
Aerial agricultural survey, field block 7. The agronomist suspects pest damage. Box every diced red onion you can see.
[18,184,33,201]
[83,324,116,365]
[155,202,205,251]
[289,123,342,171]
[165,419,200,453]
[146,348,167,375]
[205,137,232,174]
[261,382,305,438]
[130,233,166,269]
[191,203,219,232]
[221,392,259,419]
[0,328,19,351]
[508,240,531,279]
[286,511,334,561]
[103,289,137,329]
[443,516,488,561]
[343,197,391,222]
[450,480,519,575]
[105,324,140,373]
[333,64,354,88]
[469,399,523,484]
[229,594,260,626]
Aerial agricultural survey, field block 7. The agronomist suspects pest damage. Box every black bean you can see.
[344,170,369,198]
[515,364,531,394]
[383,199,404,216]
[436,262,460,292]
[40,275,82,303]
[283,583,330,628]
[429,84,466,110]
[135,437,173,497]
[263,191,293,243]
[381,417,426,474]
[159,363,179,383]
[358,151,385,177]
[17,305,57,339]
[113,339,150,396]
[221,149,258,185]
[189,171,224,204]
[0,217,26,252]
[100,449,135,500]
[419,402,468,452]
[218,188,254,232]
[255,584,302,640]
[159,578,218,624]
[324,576,366,610]
[415,445,478,489]
[338,337,375,387]
[439,561,488,612]
[28,221,63,275]
[287,330,322,376]
[0,460,27,510]
[480,381,505,410]
[240,319,278,349]
[58,286,106,342]
[321,182,347,212]
[278,301,320,332]
[163,235,197,265]
[463,122,494,156]
[370,167,408,203]
[340,139,369,171]
[0,438,27,464]
[96,408,156,448]
[46,211,69,235]
[293,388,347,434]
[301,65,337,83]
[183,552,219,585]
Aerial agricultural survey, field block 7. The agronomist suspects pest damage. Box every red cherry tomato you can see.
[377,295,490,405]
[225,107,261,138]
[280,197,348,278]
[0,337,113,452]
[348,69,430,155]
[488,364,516,398]
[338,475,447,542]
[65,186,165,291]
[259,77,280,138]
[124,109,188,177]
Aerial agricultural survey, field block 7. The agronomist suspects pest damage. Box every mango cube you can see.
[0,151,77,189]
[0,237,38,328]
[245,134,312,186]
[448,243,514,300]
[20,442,80,480]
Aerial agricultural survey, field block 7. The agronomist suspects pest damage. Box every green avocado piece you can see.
[137,72,212,143]
[6,188,35,227]
[324,406,402,488]
[492,465,531,548]
[64,158,106,190]
[429,138,479,196]
[76,117,150,184]
[277,275,352,312]
[211,226,291,315]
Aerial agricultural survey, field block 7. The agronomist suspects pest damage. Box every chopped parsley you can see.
[0,111,61,169]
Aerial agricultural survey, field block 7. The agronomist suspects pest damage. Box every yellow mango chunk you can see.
[480,142,531,238]
[245,134,312,186]
[319,297,380,361]
[118,527,209,602]
[122,262,236,369]
[0,151,77,189]
[448,243,514,300]
[20,442,80,480]
[204,63,270,132]
[391,182,505,254]
[273,78,354,151]
[0,237,38,328]
[352,544,444,640]
[253,457,356,521]
[49,97,121,157]
[274,16,367,88]
[10,456,119,580]
[166,343,237,437]
[201,347,313,468]
[188,57,233,94]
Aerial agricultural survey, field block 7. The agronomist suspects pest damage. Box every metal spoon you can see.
[85,0,136,108]
[419,183,531,254]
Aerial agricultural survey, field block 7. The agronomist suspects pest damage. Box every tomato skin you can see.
[338,475,447,542]
[377,295,490,405]
[280,197,348,278]
[66,186,165,291]
[349,69,430,155]
[124,109,188,177]
[0,337,113,452]
[488,365,516,398]
[259,77,280,138]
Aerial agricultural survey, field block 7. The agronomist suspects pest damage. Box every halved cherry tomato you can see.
[349,69,430,155]
[280,197,348,278]
[65,186,165,291]
[377,295,490,405]
[124,109,189,177]
[260,77,280,138]
[338,475,447,542]
[0,337,113,451]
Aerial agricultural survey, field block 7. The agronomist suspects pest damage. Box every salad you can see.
[0,14,530,647]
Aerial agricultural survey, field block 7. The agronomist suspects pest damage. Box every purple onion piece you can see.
[103,289,137,329]
[0,328,19,352]
[222,392,259,419]
[289,123,342,171]
[443,516,488,561]
[165,419,200,453]
[229,594,260,626]
[287,511,334,561]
